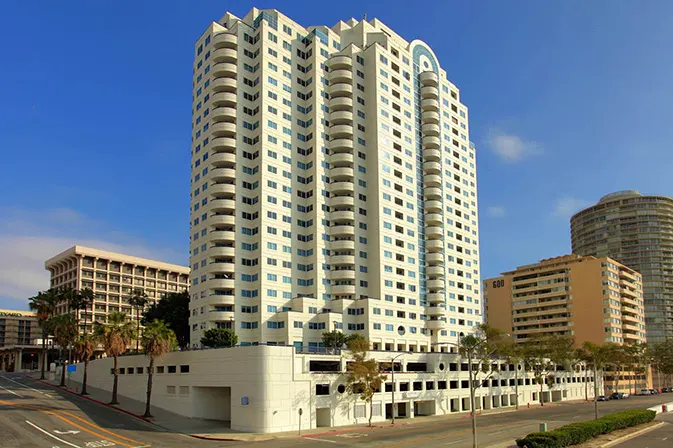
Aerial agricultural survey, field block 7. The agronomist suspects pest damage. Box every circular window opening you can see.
[337,384,346,394]
[439,363,445,371]
[423,61,429,69]
[397,326,406,336]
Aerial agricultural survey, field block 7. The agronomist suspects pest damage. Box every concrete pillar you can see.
[17,349,23,372]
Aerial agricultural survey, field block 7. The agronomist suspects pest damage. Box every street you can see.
[612,411,673,448]
[1,372,671,448]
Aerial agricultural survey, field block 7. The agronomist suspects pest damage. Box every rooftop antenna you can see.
[363,13,367,22]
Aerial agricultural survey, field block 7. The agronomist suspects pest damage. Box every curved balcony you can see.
[210,168,236,181]
[330,110,353,125]
[331,284,356,295]
[329,97,353,111]
[211,122,237,137]
[329,82,353,98]
[330,124,353,139]
[329,69,352,84]
[211,137,236,152]
[212,92,237,107]
[425,213,442,225]
[331,167,354,181]
[328,138,354,153]
[206,310,235,322]
[209,183,236,196]
[423,161,441,174]
[427,266,445,277]
[330,195,354,208]
[210,198,236,212]
[330,269,355,281]
[212,106,236,123]
[210,152,236,166]
[211,77,237,93]
[426,239,444,253]
[207,246,235,259]
[212,47,237,63]
[426,306,445,316]
[331,225,355,237]
[213,32,237,49]
[330,55,352,70]
[426,226,443,240]
[330,153,354,167]
[330,210,355,223]
[421,86,438,99]
[426,320,446,330]
[328,181,354,194]
[425,174,442,187]
[331,240,355,251]
[421,98,439,112]
[423,148,441,162]
[424,187,442,200]
[422,123,440,136]
[420,71,439,87]
[208,277,235,290]
[212,63,237,78]
[426,253,444,264]
[207,261,236,276]
[209,231,236,243]
[425,200,442,213]
[209,214,235,226]
[330,254,355,266]
[423,135,441,149]
[427,293,444,304]
[422,110,440,124]
[427,279,445,290]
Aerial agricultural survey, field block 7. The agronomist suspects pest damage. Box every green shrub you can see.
[516,409,656,447]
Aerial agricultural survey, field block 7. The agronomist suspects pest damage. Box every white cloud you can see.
[487,131,542,163]
[486,205,506,217]
[0,207,186,308]
[553,197,591,218]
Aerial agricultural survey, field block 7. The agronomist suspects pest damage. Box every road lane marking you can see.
[303,437,338,443]
[0,384,23,398]
[57,410,151,445]
[380,422,512,448]
[0,375,51,396]
[25,420,82,448]
[55,430,81,435]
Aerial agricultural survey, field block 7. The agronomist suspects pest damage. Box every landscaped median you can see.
[515,409,656,448]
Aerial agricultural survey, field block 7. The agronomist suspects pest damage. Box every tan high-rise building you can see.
[571,190,673,344]
[189,8,481,349]
[45,246,190,332]
[484,254,646,346]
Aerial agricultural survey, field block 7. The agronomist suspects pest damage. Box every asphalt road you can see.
[613,412,673,448]
[1,372,671,448]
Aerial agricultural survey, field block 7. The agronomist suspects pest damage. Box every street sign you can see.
[66,365,76,372]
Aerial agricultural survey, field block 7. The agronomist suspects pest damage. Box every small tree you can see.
[51,314,78,387]
[200,328,237,348]
[142,320,177,417]
[141,291,190,348]
[345,336,386,427]
[499,338,525,409]
[128,289,149,353]
[322,330,349,353]
[93,312,136,405]
[74,334,96,395]
[521,334,574,407]
[582,341,614,420]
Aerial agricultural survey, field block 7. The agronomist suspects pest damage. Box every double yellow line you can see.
[0,399,150,448]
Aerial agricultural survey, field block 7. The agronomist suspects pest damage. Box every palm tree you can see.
[74,334,96,395]
[67,289,88,337]
[128,289,149,353]
[29,290,58,380]
[141,320,177,417]
[51,314,78,387]
[93,312,136,404]
[79,288,95,334]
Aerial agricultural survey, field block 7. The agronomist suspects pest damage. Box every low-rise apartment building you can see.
[0,309,42,372]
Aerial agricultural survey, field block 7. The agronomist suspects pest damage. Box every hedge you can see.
[515,409,656,448]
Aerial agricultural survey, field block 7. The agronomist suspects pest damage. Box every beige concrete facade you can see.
[45,246,189,332]
[0,309,42,372]
[571,190,673,344]
[189,8,481,350]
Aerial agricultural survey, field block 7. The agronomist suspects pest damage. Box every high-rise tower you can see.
[189,8,481,350]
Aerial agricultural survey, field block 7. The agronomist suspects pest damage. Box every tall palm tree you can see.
[128,289,149,353]
[74,334,96,395]
[51,314,78,387]
[79,288,95,334]
[29,289,58,380]
[67,289,87,336]
[141,320,177,417]
[93,312,136,405]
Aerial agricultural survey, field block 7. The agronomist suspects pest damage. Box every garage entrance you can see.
[413,400,436,417]
[316,408,331,427]
[192,386,231,422]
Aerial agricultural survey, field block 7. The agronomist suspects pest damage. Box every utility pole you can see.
[467,348,477,448]
[391,353,403,424]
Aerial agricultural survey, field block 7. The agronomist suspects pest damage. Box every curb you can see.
[190,434,260,442]
[599,421,666,448]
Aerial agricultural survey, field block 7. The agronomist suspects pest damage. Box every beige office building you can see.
[571,190,673,344]
[45,246,189,332]
[0,309,41,372]
[189,8,481,349]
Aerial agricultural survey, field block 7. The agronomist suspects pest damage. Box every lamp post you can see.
[391,353,404,424]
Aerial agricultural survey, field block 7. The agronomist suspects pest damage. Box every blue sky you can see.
[1,1,672,309]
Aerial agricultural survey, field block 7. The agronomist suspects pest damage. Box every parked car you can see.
[650,389,660,394]
[621,392,630,398]
[662,387,672,393]
[610,392,625,400]
[598,395,610,401]
[640,389,653,395]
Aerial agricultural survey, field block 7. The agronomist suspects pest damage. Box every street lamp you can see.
[390,353,404,425]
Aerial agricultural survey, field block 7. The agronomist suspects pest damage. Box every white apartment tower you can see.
[189,8,481,351]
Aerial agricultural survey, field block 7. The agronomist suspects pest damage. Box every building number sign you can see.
[492,279,505,288]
